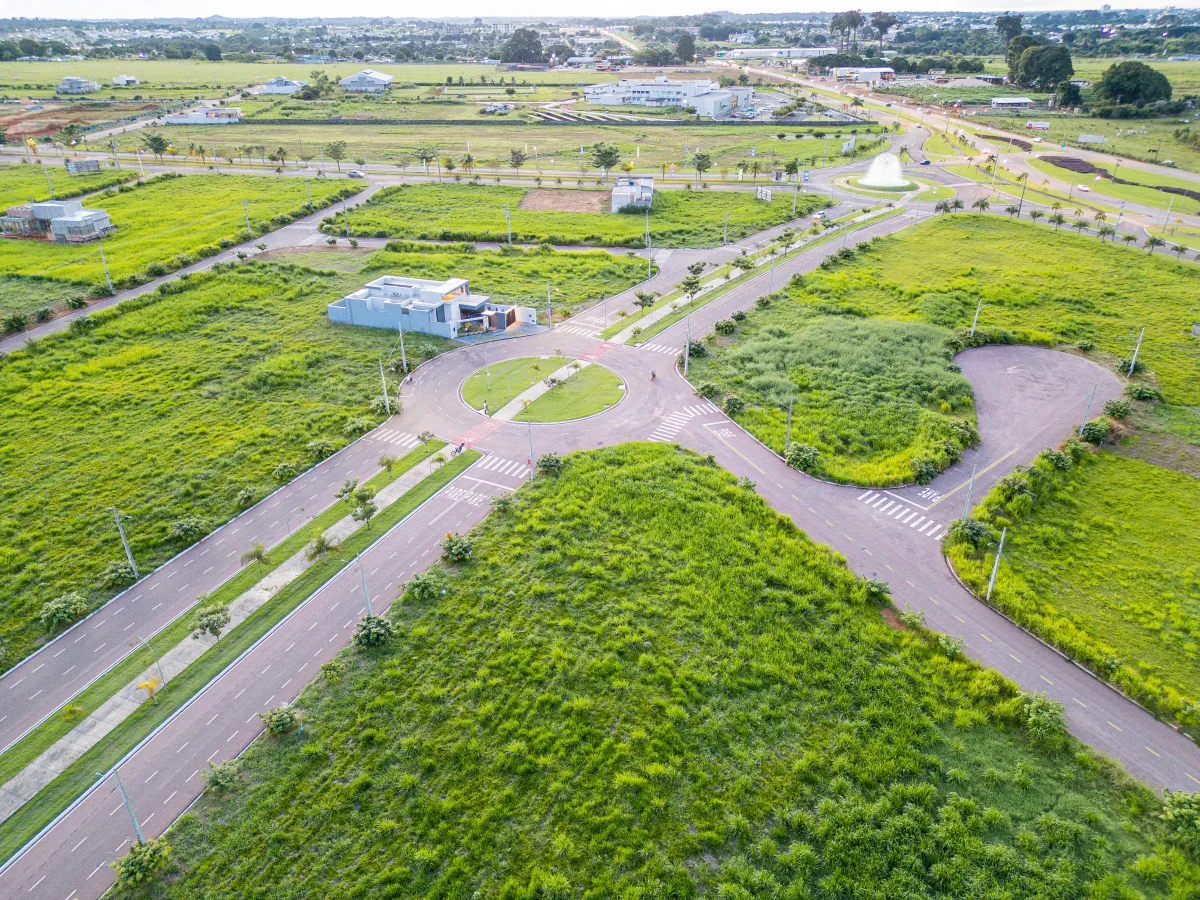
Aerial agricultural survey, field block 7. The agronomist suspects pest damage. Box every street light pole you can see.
[961,463,977,520]
[1079,383,1098,435]
[243,199,250,234]
[355,553,373,616]
[1127,326,1145,376]
[527,420,535,478]
[103,768,145,846]
[969,297,983,338]
[396,320,407,373]
[378,357,391,416]
[683,306,692,377]
[985,527,1007,602]
[784,398,794,453]
[133,634,167,686]
[107,506,139,579]
[100,246,114,294]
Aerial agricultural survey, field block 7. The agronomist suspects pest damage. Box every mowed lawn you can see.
[328,182,824,248]
[0,164,136,208]
[798,215,1200,405]
[950,448,1200,730]
[514,363,625,422]
[128,444,1186,899]
[0,246,645,667]
[0,173,357,288]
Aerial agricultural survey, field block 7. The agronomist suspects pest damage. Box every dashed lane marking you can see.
[1073,698,1086,707]
[1108,721,1122,732]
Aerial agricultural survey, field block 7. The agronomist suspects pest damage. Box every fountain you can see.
[858,152,911,190]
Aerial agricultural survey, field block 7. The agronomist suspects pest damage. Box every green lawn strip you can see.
[0,447,473,864]
[946,446,1200,732]
[460,357,560,414]
[1024,156,1200,217]
[513,364,624,422]
[0,165,138,209]
[922,128,965,159]
[630,209,906,345]
[946,164,1118,216]
[0,440,442,788]
[1147,224,1200,252]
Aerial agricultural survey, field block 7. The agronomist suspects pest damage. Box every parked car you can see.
[813,211,827,220]
[920,159,931,165]
[347,170,365,178]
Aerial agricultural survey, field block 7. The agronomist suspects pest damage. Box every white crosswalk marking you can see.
[476,456,530,480]
[374,428,419,449]
[646,403,722,443]
[642,342,681,356]
[556,324,601,338]
[855,491,945,539]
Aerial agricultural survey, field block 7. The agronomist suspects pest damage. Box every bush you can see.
[168,516,210,543]
[41,591,91,631]
[100,559,136,590]
[343,416,373,435]
[260,705,297,735]
[1080,418,1111,445]
[1125,383,1160,401]
[715,319,735,336]
[202,759,240,793]
[235,487,257,507]
[405,570,447,604]
[66,296,88,310]
[723,394,745,416]
[1116,356,1145,375]
[732,310,747,322]
[938,634,965,658]
[536,453,565,476]
[146,262,167,277]
[1077,340,1095,351]
[306,438,336,459]
[1102,399,1132,419]
[1160,789,1200,856]
[784,444,820,473]
[911,458,939,484]
[695,381,720,399]
[862,579,890,604]
[272,462,298,481]
[442,533,474,562]
[112,836,172,888]
[685,340,708,358]
[945,516,991,550]
[1019,691,1068,750]
[897,605,926,628]
[353,614,395,648]
[3,313,27,333]
[755,296,772,309]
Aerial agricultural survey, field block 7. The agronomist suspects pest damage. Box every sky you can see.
[29,1,1200,21]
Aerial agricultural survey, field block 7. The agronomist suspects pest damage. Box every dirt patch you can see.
[880,608,908,630]
[978,133,1033,152]
[518,189,608,213]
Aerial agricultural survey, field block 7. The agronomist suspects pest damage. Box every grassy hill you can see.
[127,445,1195,899]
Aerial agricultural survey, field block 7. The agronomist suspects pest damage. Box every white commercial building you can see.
[0,199,114,243]
[160,107,242,125]
[832,66,895,83]
[112,74,139,86]
[718,47,837,60]
[261,76,306,94]
[339,69,394,93]
[327,275,536,340]
[584,77,753,119]
[611,176,654,213]
[56,76,99,94]
[991,96,1034,108]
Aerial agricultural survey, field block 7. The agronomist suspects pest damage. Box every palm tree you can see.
[972,197,990,212]
[306,534,339,563]
[274,146,288,166]
[749,159,762,181]
[461,152,474,173]
[1122,233,1138,247]
[1097,226,1115,241]
[934,200,950,214]
[1073,219,1087,233]
[1146,236,1165,255]
[1051,201,1063,213]
[1005,205,1019,217]
[1049,213,1065,231]
[240,543,270,574]
[1029,210,1044,223]
[1093,211,1107,226]
[950,199,964,213]
[1172,243,1187,259]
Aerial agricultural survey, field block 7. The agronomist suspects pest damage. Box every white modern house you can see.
[112,74,139,86]
[0,199,114,243]
[611,176,654,213]
[991,96,1034,109]
[584,77,753,119]
[730,31,757,43]
[160,107,242,125]
[56,76,100,94]
[339,69,394,93]
[261,75,306,94]
[328,275,536,340]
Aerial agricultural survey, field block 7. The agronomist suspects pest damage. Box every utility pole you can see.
[644,209,649,248]
[107,506,139,578]
[546,282,553,327]
[683,307,692,377]
[1127,326,1145,376]
[134,634,167,686]
[1079,383,1098,435]
[100,246,114,293]
[784,398,794,453]
[378,358,391,416]
[1160,196,1175,232]
[136,149,144,176]
[243,199,250,234]
[792,187,798,216]
[646,234,652,278]
[527,420,535,478]
[43,166,55,199]
[961,463,977,519]
[723,212,728,245]
[985,527,1007,602]
[1016,175,1029,217]
[355,553,373,616]
[505,203,512,243]
[969,297,983,338]
[396,320,408,373]
[110,137,121,168]
[104,768,145,846]
[304,178,312,210]
[343,202,350,237]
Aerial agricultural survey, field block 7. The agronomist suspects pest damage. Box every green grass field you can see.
[0,246,645,668]
[0,173,357,289]
[119,444,1191,899]
[947,446,1200,732]
[514,363,624,421]
[0,163,136,208]
[461,356,560,413]
[688,309,978,486]
[1024,155,1200,217]
[336,183,823,248]
[795,215,1200,405]
[0,275,87,319]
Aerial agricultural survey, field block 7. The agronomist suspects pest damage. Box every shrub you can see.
[353,614,395,648]
[306,438,336,459]
[41,591,91,631]
[862,579,890,604]
[1019,692,1068,750]
[202,759,240,793]
[112,836,172,888]
[260,705,298,735]
[1116,356,1145,375]
[35,307,51,323]
[715,319,736,336]
[897,605,926,628]
[1077,340,1095,351]
[66,296,88,310]
[235,487,257,507]
[732,310,747,322]
[685,340,708,358]
[343,416,372,435]
[723,394,745,416]
[945,517,991,550]
[168,516,210,543]
[405,569,447,604]
[100,559,136,590]
[695,381,720,399]
[536,453,565,476]
[1043,449,1071,471]
[1125,383,1160,402]
[755,296,772,309]
[1160,789,1200,856]
[320,659,346,681]
[938,634,965,658]
[69,317,96,335]
[145,262,167,277]
[1102,399,1132,419]
[1080,418,1111,445]
[3,313,27,333]
[911,458,939,484]
[784,444,820,473]
[442,533,474,562]
[272,462,298,481]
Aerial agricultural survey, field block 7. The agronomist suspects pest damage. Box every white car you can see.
[813,211,828,220]
[347,170,366,179]
[1077,185,1090,192]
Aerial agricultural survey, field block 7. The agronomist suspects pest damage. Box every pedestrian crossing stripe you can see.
[642,342,680,356]
[856,491,946,540]
[476,456,530,479]
[374,428,420,449]
[646,402,724,442]
[556,324,601,338]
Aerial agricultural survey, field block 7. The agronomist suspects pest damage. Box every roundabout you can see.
[460,355,625,423]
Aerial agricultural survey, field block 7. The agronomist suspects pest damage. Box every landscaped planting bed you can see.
[119,444,1193,898]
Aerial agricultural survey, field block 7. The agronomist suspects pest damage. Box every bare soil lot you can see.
[518,189,608,213]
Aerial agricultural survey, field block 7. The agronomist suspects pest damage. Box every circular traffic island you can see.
[834,174,956,203]
[461,356,625,423]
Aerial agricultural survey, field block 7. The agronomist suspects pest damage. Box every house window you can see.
[435,304,447,323]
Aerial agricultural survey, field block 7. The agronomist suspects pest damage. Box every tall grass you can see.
[0,164,137,208]
[125,444,1186,899]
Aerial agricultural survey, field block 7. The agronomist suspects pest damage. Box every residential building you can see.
[611,176,653,213]
[327,275,536,340]
[261,75,306,94]
[160,107,242,125]
[991,96,1034,108]
[112,74,139,86]
[56,76,99,95]
[0,199,114,243]
[563,56,597,67]
[718,47,837,60]
[583,77,753,119]
[339,69,394,93]
[730,31,756,43]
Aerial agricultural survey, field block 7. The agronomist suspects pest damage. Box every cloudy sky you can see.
[34,2,1199,20]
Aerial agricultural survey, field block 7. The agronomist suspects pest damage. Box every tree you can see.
[1029,210,1044,223]
[306,533,339,563]
[192,607,231,648]
[678,274,702,298]
[415,145,438,174]
[1097,225,1115,241]
[240,543,270,574]
[350,486,378,528]
[1006,34,1039,82]
[1005,205,1019,217]
[633,290,658,311]
[1054,80,1082,108]
[323,140,347,171]
[1017,45,1073,90]
[1095,61,1172,107]
[142,133,168,161]
[377,453,397,474]
[272,145,288,167]
[692,150,712,181]
[353,614,394,648]
[676,34,695,63]
[994,14,1024,49]
[203,43,222,62]
[112,836,171,888]
[137,674,163,703]
[1146,235,1165,255]
[461,153,474,173]
[972,197,990,212]
[870,13,898,50]
[509,148,528,174]
[1049,212,1065,230]
[591,142,621,179]
[500,28,543,64]
[442,156,456,175]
